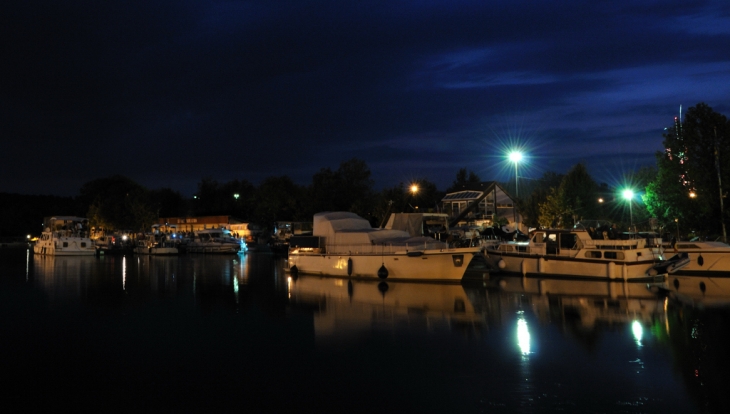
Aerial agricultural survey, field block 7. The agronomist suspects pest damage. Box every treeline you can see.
[1,159,477,236]
[517,102,730,241]
[3,102,728,241]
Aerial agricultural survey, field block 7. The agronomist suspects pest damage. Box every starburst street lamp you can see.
[623,189,634,235]
[410,184,419,195]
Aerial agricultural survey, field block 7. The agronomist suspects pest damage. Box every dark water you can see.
[1,249,729,413]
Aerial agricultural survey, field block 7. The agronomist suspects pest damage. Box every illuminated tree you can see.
[645,103,730,238]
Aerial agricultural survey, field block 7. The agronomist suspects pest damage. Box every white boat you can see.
[287,212,481,283]
[186,228,241,254]
[484,225,665,280]
[134,234,179,255]
[33,216,95,256]
[653,240,730,276]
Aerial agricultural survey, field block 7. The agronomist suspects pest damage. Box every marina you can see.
[2,247,729,413]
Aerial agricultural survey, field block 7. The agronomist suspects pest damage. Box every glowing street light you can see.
[623,189,634,235]
[410,184,419,195]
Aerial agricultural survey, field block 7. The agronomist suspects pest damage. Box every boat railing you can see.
[53,230,89,239]
[581,238,646,250]
[323,242,444,255]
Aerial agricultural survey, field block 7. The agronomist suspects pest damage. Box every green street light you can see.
[623,189,634,235]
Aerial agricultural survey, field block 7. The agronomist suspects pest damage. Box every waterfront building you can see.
[441,181,524,232]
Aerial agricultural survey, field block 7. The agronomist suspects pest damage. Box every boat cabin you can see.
[493,228,652,262]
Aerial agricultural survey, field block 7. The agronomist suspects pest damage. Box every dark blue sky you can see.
[2,1,729,196]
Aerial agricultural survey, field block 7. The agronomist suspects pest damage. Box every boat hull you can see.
[665,251,730,276]
[134,246,179,255]
[486,252,657,280]
[33,237,96,256]
[186,243,240,254]
[287,248,479,283]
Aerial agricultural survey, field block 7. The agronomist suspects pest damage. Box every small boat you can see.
[287,212,481,283]
[186,228,241,254]
[647,252,690,276]
[483,222,664,280]
[33,216,96,256]
[134,234,179,255]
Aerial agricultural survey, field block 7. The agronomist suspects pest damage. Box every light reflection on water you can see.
[3,250,730,412]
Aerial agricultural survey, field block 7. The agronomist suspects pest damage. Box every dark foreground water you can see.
[1,249,729,413]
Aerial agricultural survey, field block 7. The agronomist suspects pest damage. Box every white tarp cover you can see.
[313,212,447,249]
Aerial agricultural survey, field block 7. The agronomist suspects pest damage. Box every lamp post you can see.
[674,218,680,242]
[509,151,522,232]
[409,184,419,212]
[623,189,634,236]
[509,151,523,197]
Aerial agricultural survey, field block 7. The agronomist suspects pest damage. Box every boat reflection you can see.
[29,254,279,308]
[287,276,493,341]
[659,273,730,308]
[32,254,116,302]
[484,276,665,330]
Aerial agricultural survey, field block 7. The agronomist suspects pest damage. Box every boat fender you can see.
[497,259,506,269]
[498,279,507,289]
[347,280,353,298]
[698,254,704,266]
[378,281,389,294]
[700,281,706,293]
[347,258,353,276]
[377,264,388,279]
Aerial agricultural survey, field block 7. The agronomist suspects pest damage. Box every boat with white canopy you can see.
[287,212,481,283]
[33,216,95,256]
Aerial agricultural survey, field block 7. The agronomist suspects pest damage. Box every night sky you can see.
[3,1,730,197]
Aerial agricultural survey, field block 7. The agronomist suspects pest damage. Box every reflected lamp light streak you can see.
[122,256,127,291]
[632,320,643,347]
[517,314,531,355]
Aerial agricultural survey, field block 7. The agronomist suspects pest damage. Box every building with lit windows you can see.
[441,181,523,231]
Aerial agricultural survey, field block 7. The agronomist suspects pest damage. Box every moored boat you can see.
[33,216,96,256]
[187,228,241,254]
[134,234,179,255]
[287,212,481,283]
[484,223,664,280]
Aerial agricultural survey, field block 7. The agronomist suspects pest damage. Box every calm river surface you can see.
[1,248,729,413]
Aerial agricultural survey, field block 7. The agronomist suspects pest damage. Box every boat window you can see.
[547,234,557,243]
[677,244,699,249]
[81,242,86,247]
[516,245,530,253]
[560,233,577,249]
[585,251,601,258]
[533,232,545,243]
[63,242,68,247]
[498,244,513,252]
[604,251,625,260]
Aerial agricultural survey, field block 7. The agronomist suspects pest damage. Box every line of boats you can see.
[285,213,730,289]
[29,214,730,293]
[32,216,250,256]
